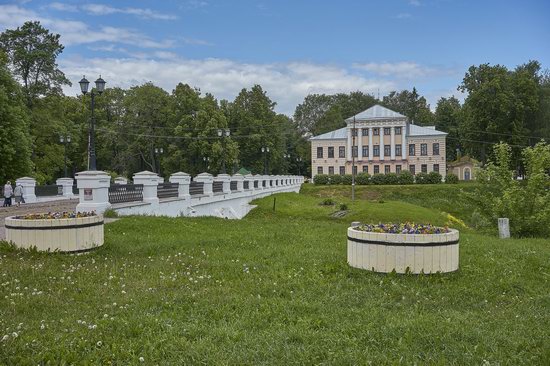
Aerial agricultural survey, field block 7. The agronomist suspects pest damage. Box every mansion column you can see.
[347,127,352,161]
[368,127,373,162]
[390,127,396,160]
[380,127,385,161]
[402,124,407,160]
[357,126,363,161]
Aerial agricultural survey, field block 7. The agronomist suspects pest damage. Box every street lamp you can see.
[79,75,106,171]
[59,135,71,177]
[217,128,230,174]
[261,146,270,175]
[296,157,302,176]
[154,147,163,175]
[283,153,290,174]
[203,156,210,172]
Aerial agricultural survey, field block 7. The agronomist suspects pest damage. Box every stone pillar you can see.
[498,218,510,239]
[254,175,263,190]
[15,177,37,203]
[347,127,352,161]
[244,174,254,191]
[368,127,373,162]
[215,174,231,194]
[195,173,213,196]
[133,171,160,204]
[232,174,244,192]
[114,177,128,185]
[357,126,363,161]
[169,172,191,199]
[380,128,385,161]
[402,124,407,161]
[75,171,111,214]
[390,126,396,161]
[56,177,75,197]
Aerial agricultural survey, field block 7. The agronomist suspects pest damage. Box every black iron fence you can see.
[189,181,204,195]
[72,184,79,195]
[35,185,62,197]
[230,181,238,191]
[108,184,144,204]
[244,181,250,190]
[158,182,179,199]
[213,181,224,193]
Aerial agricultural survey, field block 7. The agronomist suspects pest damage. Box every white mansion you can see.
[309,105,447,178]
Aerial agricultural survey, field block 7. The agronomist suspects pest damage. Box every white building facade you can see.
[309,105,447,178]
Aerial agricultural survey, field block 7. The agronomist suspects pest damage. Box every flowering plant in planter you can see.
[15,211,97,220]
[355,222,450,234]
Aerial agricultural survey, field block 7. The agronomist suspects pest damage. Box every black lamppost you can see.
[154,147,164,175]
[203,156,210,172]
[283,153,290,174]
[261,146,270,174]
[79,75,106,171]
[60,135,71,177]
[296,157,302,176]
[217,128,230,174]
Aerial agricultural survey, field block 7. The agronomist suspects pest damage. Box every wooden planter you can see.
[5,215,104,253]
[347,227,459,274]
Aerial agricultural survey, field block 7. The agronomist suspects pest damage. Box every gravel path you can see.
[0,199,78,240]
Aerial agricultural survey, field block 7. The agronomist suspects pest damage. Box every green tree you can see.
[0,21,70,107]
[0,52,33,182]
[382,87,435,125]
[435,96,462,160]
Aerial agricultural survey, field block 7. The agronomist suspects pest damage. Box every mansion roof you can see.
[345,104,406,122]
[309,124,447,141]
[309,127,348,140]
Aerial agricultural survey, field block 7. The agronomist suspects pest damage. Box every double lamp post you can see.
[79,75,106,171]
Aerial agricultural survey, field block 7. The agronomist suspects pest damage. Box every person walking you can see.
[3,181,13,207]
[14,183,23,207]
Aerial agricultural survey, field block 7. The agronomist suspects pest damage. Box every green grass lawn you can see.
[1,185,549,364]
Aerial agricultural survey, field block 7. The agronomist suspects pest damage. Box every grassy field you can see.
[1,184,549,364]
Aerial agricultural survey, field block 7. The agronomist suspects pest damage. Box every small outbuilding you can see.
[447,156,478,181]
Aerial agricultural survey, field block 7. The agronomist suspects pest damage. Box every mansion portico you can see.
[310,105,447,178]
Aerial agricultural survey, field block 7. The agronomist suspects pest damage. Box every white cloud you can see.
[49,2,78,12]
[60,56,397,115]
[393,13,412,19]
[353,61,458,79]
[408,0,421,6]
[182,37,214,46]
[81,4,178,20]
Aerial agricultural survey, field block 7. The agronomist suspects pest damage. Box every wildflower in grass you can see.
[96,341,102,347]
[1,335,8,342]
[11,332,18,338]
[139,356,145,362]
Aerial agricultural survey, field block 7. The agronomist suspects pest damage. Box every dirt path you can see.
[0,199,78,240]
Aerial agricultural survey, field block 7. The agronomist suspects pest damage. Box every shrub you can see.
[320,198,335,206]
[103,208,119,218]
[415,172,429,184]
[328,174,342,185]
[342,174,353,185]
[385,173,399,185]
[445,173,459,184]
[397,170,415,185]
[339,203,348,211]
[313,174,329,185]
[370,173,386,185]
[355,172,370,185]
[427,171,443,184]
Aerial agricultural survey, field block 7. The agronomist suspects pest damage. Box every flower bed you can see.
[5,211,103,253]
[347,223,459,274]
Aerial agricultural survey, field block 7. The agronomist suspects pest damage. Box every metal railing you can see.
[244,181,250,190]
[35,185,62,197]
[158,182,179,199]
[213,181,224,193]
[108,184,144,204]
[230,181,238,191]
[72,184,79,195]
[189,181,204,196]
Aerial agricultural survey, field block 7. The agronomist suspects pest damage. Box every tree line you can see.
[1,21,549,184]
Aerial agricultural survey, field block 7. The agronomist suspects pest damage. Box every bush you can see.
[320,198,335,206]
[313,174,329,185]
[103,208,119,218]
[445,173,459,184]
[370,173,386,185]
[342,174,353,185]
[355,172,370,185]
[427,171,443,184]
[339,203,348,211]
[328,174,342,185]
[415,172,429,184]
[385,173,399,185]
[397,170,415,185]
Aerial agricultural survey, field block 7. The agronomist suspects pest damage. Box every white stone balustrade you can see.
[56,177,75,197]
[244,174,254,191]
[195,173,214,196]
[114,177,128,185]
[169,172,191,199]
[133,171,160,204]
[15,177,37,203]
[232,174,244,192]
[214,174,231,194]
[75,170,112,213]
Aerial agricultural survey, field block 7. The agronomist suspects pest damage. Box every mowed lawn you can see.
[1,185,549,364]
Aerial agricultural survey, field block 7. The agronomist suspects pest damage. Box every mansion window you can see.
[374,165,380,174]
[373,128,380,136]
[396,165,402,174]
[373,145,380,157]
[362,146,369,157]
[395,145,402,156]
[317,166,323,175]
[385,165,390,174]
[362,165,368,173]
[410,165,416,175]
[421,143,428,156]
[352,146,358,157]
[352,166,357,175]
[409,144,416,156]
[352,128,358,137]
[328,146,334,158]
[339,146,345,158]
[317,147,323,158]
[433,164,440,173]
[421,164,428,173]
[362,128,369,136]
[328,166,334,175]
[384,145,391,156]
[433,143,440,156]
[339,166,345,175]
[384,127,391,135]
[395,127,402,135]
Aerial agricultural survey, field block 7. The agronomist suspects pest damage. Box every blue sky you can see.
[1,0,549,114]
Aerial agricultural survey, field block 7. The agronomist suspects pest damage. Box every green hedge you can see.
[445,173,459,184]
[313,171,445,185]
